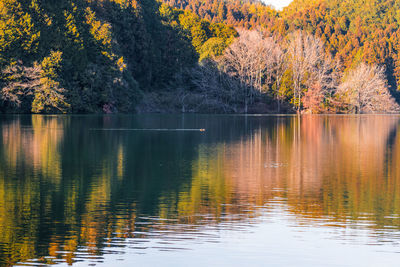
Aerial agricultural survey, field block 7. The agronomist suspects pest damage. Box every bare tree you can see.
[269,40,287,113]
[191,59,240,112]
[287,31,326,113]
[1,61,41,108]
[262,36,284,91]
[220,30,273,113]
[192,30,289,113]
[336,63,399,113]
[1,58,69,113]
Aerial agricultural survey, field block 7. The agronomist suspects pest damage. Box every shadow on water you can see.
[0,114,399,265]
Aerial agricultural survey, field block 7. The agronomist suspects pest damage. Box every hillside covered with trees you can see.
[0,0,236,113]
[0,0,400,114]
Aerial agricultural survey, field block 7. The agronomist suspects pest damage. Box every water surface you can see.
[0,115,400,266]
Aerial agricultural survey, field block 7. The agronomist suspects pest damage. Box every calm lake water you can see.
[1,114,400,266]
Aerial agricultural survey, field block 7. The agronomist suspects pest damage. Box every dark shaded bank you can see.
[136,91,295,114]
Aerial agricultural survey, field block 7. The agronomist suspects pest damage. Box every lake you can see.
[1,114,400,266]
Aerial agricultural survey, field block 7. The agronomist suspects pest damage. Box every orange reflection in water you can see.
[177,116,400,227]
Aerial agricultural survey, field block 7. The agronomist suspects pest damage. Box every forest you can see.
[0,0,399,114]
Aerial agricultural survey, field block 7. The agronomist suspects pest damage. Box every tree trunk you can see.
[277,99,281,113]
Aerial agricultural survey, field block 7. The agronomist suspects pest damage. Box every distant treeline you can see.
[0,0,399,113]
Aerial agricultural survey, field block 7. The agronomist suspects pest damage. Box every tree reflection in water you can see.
[0,115,399,266]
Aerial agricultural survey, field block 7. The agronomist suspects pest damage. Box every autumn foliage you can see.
[0,0,399,113]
